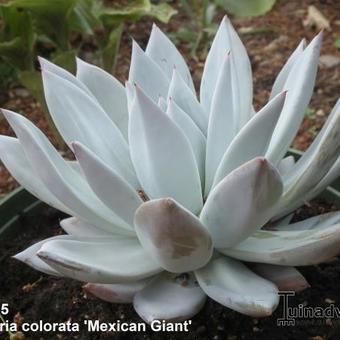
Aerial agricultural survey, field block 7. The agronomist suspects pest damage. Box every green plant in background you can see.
[173,0,217,59]
[175,0,277,59]
[0,0,176,145]
[217,0,276,17]
[335,38,340,49]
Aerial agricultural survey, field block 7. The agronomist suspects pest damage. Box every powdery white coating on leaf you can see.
[266,32,323,164]
[146,24,195,92]
[212,91,286,190]
[60,217,113,237]
[205,53,235,196]
[129,86,203,213]
[134,198,213,273]
[3,110,132,235]
[1,17,339,321]
[84,278,151,304]
[201,158,283,249]
[269,39,306,100]
[167,69,208,135]
[129,40,169,102]
[167,98,206,183]
[195,256,279,317]
[251,264,310,292]
[76,58,129,140]
[38,237,162,283]
[133,272,206,323]
[223,216,340,266]
[72,141,142,229]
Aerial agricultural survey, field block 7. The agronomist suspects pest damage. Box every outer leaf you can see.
[84,279,150,303]
[134,272,206,323]
[76,58,129,140]
[201,158,283,249]
[273,212,340,231]
[60,217,113,237]
[195,256,279,317]
[276,103,340,217]
[14,235,75,276]
[72,141,142,228]
[212,92,286,189]
[146,24,194,91]
[266,32,322,164]
[41,68,139,189]
[38,237,162,283]
[0,136,71,215]
[200,16,252,131]
[223,218,340,265]
[251,264,310,292]
[270,39,305,99]
[3,110,133,235]
[39,57,92,95]
[129,87,203,213]
[304,157,340,203]
[134,198,213,273]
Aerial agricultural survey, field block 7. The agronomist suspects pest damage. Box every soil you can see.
[0,200,339,340]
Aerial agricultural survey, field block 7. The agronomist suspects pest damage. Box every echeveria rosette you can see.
[1,16,340,323]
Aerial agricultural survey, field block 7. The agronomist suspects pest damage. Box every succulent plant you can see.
[1,16,340,323]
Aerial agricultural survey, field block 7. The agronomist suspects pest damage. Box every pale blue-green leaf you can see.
[223,218,340,265]
[41,69,139,188]
[276,103,340,217]
[76,58,129,140]
[60,217,113,237]
[167,98,206,183]
[38,237,162,283]
[168,69,208,135]
[134,198,212,273]
[205,54,235,196]
[39,57,92,96]
[146,24,195,92]
[129,40,169,102]
[200,16,252,130]
[72,141,142,229]
[14,235,75,276]
[195,256,279,317]
[84,279,151,303]
[212,92,286,188]
[277,155,295,176]
[201,158,283,249]
[134,272,206,323]
[251,264,309,292]
[0,135,71,215]
[3,110,133,235]
[265,33,322,164]
[269,39,305,99]
[129,87,203,213]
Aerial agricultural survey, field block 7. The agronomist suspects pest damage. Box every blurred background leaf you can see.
[216,0,276,17]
